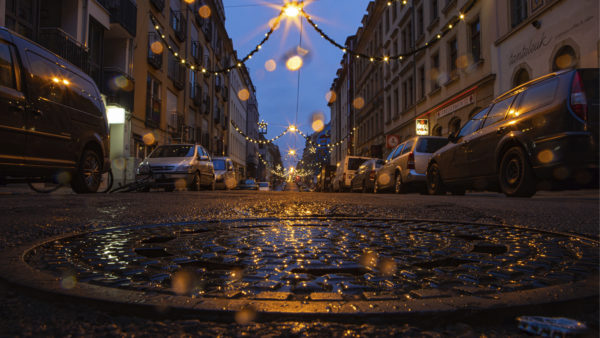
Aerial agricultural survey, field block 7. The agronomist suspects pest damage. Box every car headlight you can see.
[176,164,193,172]
[137,164,150,174]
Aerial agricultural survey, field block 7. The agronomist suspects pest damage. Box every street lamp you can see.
[283,2,302,17]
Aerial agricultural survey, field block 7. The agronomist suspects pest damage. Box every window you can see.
[393,88,399,116]
[189,69,197,99]
[416,138,449,153]
[470,18,481,63]
[63,68,103,115]
[402,81,408,110]
[431,0,438,22]
[5,0,36,39]
[431,53,440,90]
[418,66,425,99]
[386,6,390,31]
[0,42,16,89]
[146,75,162,125]
[449,38,458,74]
[26,51,65,103]
[449,117,462,135]
[516,79,558,113]
[417,7,424,38]
[552,45,577,71]
[482,96,516,128]
[386,96,391,122]
[513,68,530,87]
[401,139,414,154]
[458,107,489,138]
[432,125,442,136]
[510,0,528,28]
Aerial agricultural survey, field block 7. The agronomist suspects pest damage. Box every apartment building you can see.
[329,36,354,167]
[228,55,249,179]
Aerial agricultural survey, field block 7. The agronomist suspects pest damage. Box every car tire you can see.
[394,173,405,194]
[426,162,446,195]
[71,149,102,194]
[499,146,536,197]
[190,172,201,191]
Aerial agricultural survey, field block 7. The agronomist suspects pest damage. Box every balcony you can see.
[38,27,89,73]
[102,68,134,112]
[150,0,164,12]
[148,33,163,69]
[146,97,162,129]
[97,0,137,37]
[168,59,186,90]
[170,10,186,42]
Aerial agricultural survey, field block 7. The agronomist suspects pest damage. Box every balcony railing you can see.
[97,0,137,36]
[102,67,134,112]
[168,58,186,90]
[150,0,165,12]
[38,27,89,73]
[169,10,186,42]
[146,97,161,128]
[148,33,163,69]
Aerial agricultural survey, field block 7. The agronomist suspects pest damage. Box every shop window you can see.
[552,45,577,71]
[510,0,528,28]
[432,125,442,136]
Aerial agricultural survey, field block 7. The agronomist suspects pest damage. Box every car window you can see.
[416,138,449,153]
[385,148,397,161]
[26,51,65,104]
[62,68,103,116]
[482,96,516,129]
[458,107,490,138]
[348,158,367,170]
[401,140,414,155]
[213,159,226,170]
[515,78,558,114]
[0,41,16,89]
[375,160,385,168]
[392,144,405,158]
[150,145,194,158]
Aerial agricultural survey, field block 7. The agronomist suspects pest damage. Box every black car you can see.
[427,68,598,197]
[0,28,110,193]
[351,159,384,193]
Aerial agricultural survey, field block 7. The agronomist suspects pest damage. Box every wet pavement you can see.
[0,188,598,336]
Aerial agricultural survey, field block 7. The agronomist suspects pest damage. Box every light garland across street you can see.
[230,120,290,144]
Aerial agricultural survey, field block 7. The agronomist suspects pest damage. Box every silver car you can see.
[136,144,215,191]
[375,136,448,193]
[212,156,237,190]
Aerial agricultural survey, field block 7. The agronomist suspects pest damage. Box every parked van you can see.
[332,155,371,192]
[0,28,110,193]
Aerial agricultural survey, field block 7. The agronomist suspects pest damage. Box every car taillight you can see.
[407,152,415,169]
[570,71,588,121]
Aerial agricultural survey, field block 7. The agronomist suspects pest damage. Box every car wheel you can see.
[190,172,201,191]
[71,149,102,193]
[426,162,446,195]
[499,146,536,197]
[394,173,405,194]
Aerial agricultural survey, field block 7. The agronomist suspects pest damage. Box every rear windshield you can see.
[348,158,368,170]
[416,138,449,153]
[212,159,225,170]
[150,145,194,158]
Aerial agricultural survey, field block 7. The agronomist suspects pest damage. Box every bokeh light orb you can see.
[238,88,250,101]
[286,55,303,71]
[150,41,164,54]
[325,90,337,103]
[198,5,211,19]
[352,97,365,109]
[264,59,277,72]
[143,132,155,146]
[309,111,326,132]
[184,0,195,3]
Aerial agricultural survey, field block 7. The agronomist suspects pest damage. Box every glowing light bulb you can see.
[283,3,300,17]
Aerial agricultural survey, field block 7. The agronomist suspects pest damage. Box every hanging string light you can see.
[231,120,291,144]
[296,127,357,150]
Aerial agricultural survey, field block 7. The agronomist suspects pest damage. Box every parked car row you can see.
[330,68,598,197]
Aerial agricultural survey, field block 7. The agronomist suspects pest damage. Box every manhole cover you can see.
[7,218,600,317]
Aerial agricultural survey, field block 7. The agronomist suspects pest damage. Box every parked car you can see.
[0,27,110,193]
[375,136,449,193]
[316,165,336,192]
[332,156,371,192]
[237,178,259,190]
[212,156,237,190]
[258,182,270,191]
[136,144,215,191]
[426,68,598,197]
[351,159,385,193]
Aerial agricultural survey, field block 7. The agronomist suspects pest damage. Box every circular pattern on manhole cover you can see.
[21,218,599,314]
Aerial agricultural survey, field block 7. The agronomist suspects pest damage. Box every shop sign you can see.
[416,119,429,136]
[436,94,475,119]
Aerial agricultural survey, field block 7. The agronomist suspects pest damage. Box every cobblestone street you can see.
[0,188,598,336]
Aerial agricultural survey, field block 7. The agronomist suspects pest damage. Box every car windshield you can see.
[416,138,450,153]
[212,159,226,170]
[244,179,256,185]
[348,158,368,170]
[150,145,194,158]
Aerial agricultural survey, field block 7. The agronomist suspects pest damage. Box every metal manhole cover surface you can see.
[19,218,600,315]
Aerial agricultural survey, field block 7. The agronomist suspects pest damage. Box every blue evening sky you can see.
[224,0,370,168]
